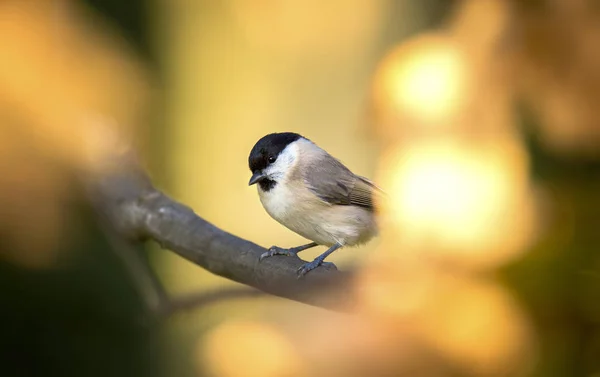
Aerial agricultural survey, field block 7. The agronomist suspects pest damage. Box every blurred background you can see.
[1,0,600,376]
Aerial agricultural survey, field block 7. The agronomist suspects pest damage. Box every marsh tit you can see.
[248,132,382,277]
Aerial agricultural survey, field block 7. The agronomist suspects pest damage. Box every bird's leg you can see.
[297,243,342,278]
[259,242,318,262]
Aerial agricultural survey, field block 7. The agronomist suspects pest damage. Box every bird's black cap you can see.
[248,132,303,173]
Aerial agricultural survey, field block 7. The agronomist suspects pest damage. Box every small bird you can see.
[248,132,382,277]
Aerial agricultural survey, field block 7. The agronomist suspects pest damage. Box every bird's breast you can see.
[258,182,300,222]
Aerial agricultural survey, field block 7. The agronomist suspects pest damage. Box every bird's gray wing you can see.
[303,154,383,211]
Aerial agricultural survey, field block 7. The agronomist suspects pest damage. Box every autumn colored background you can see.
[0,0,599,376]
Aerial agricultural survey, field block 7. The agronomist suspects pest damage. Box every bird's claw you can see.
[296,261,337,278]
[259,246,296,262]
[259,245,338,277]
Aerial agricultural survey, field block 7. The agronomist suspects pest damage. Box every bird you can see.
[247,132,382,277]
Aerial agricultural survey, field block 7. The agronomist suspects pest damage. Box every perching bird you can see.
[248,132,382,277]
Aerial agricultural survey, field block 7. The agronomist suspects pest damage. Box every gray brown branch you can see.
[88,156,357,312]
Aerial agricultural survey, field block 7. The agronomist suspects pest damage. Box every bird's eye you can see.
[268,155,276,163]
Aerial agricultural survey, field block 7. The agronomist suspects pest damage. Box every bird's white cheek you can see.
[264,143,298,180]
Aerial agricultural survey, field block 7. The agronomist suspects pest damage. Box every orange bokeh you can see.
[201,320,304,377]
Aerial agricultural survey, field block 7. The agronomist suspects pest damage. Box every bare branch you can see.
[88,156,357,312]
[101,223,169,313]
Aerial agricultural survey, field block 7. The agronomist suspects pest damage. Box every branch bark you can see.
[88,156,357,312]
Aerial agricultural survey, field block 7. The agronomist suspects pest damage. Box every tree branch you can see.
[88,156,357,312]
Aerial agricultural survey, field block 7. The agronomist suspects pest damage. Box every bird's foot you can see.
[296,260,337,278]
[259,245,299,262]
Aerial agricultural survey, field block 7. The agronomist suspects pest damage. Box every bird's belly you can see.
[259,186,377,247]
[259,186,318,239]
[315,205,377,246]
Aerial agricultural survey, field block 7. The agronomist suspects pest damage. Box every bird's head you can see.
[248,132,304,191]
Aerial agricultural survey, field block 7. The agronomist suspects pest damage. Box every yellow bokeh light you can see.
[379,136,535,269]
[201,320,303,377]
[372,33,470,128]
[391,42,465,121]
[392,142,505,236]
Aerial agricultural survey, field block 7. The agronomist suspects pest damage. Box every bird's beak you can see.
[248,171,266,186]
